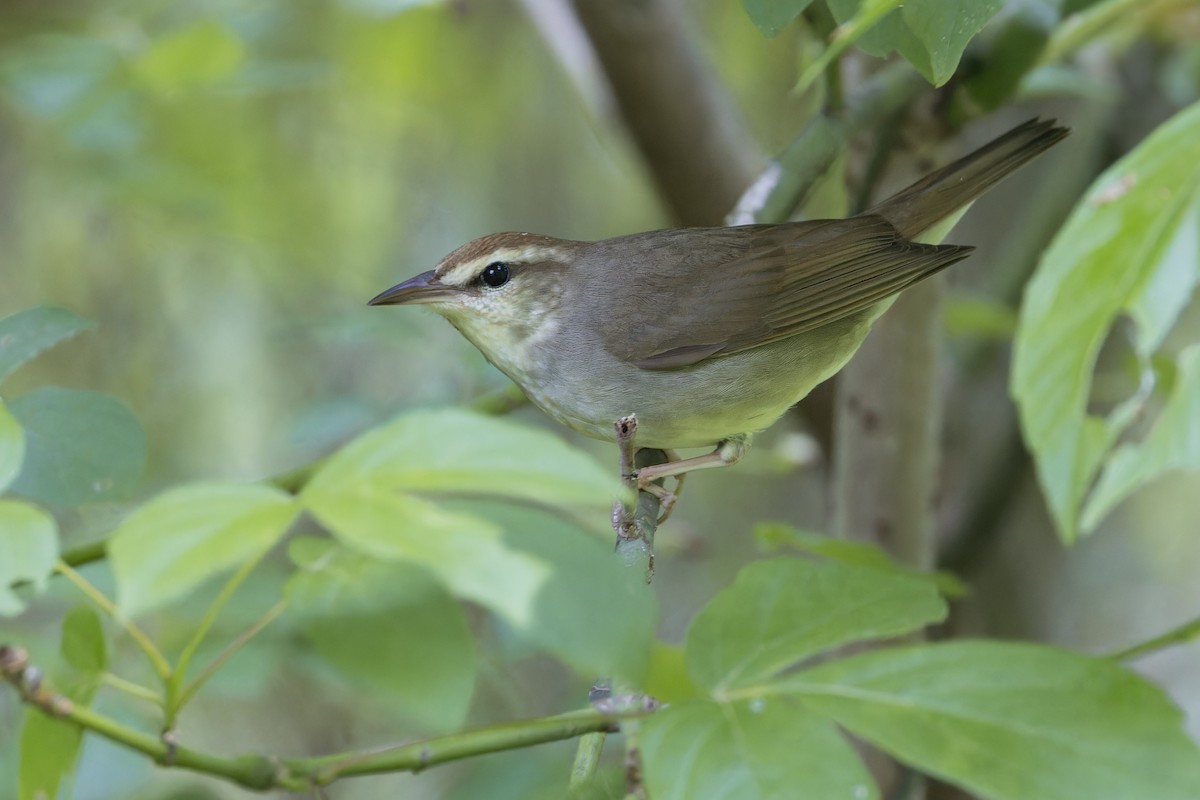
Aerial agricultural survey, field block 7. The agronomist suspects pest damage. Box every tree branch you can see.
[572,0,759,226]
[1,644,646,791]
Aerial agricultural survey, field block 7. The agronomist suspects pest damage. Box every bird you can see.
[370,119,1068,512]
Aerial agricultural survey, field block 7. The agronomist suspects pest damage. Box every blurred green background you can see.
[2,1,1199,798]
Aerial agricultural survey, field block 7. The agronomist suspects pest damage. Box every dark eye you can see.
[480,262,510,288]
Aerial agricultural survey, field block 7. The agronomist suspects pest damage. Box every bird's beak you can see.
[368,270,454,306]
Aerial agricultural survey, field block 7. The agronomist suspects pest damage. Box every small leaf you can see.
[0,500,59,616]
[7,387,147,507]
[685,558,946,692]
[825,0,1003,86]
[18,605,104,800]
[1013,100,1200,541]
[0,399,25,492]
[0,306,94,385]
[306,408,625,514]
[286,538,475,732]
[61,605,107,675]
[109,483,299,616]
[641,698,877,800]
[134,21,245,95]
[741,0,815,36]
[784,641,1200,800]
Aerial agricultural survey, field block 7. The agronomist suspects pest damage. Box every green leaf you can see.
[825,0,1003,86]
[0,399,25,492]
[109,483,299,617]
[61,605,107,675]
[944,295,1018,340]
[306,408,625,513]
[286,538,475,732]
[304,488,655,679]
[783,641,1200,800]
[641,698,877,800]
[1013,100,1200,541]
[754,522,968,597]
[134,21,245,95]
[0,306,94,385]
[0,500,59,616]
[685,558,946,693]
[304,485,550,630]
[7,387,147,507]
[741,0,815,36]
[18,606,105,800]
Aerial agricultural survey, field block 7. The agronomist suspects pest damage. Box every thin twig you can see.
[1,644,647,791]
[166,552,268,724]
[176,600,287,710]
[54,561,172,682]
[1108,616,1200,662]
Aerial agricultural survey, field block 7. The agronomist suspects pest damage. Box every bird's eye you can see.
[479,262,510,289]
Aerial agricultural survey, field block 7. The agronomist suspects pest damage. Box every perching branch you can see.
[1,644,647,792]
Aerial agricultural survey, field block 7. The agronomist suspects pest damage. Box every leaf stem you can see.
[176,599,287,710]
[1108,616,1200,662]
[54,560,172,682]
[165,552,268,725]
[569,731,607,794]
[102,672,163,707]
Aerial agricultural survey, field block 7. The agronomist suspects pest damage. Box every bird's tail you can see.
[867,118,1069,240]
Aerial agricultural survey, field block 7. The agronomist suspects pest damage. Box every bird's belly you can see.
[524,311,878,449]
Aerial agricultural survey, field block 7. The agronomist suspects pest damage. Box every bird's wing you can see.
[599,217,972,370]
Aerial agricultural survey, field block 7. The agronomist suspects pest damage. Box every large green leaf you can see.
[0,306,94,385]
[685,557,946,692]
[0,500,59,616]
[109,483,299,616]
[826,0,1004,86]
[1013,100,1200,541]
[305,408,625,513]
[286,538,475,732]
[0,399,25,492]
[303,485,550,630]
[782,641,1200,800]
[304,487,655,679]
[7,387,147,507]
[18,606,105,800]
[640,698,877,800]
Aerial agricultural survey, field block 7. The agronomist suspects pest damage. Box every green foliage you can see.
[132,20,246,96]
[286,537,476,732]
[108,483,299,617]
[0,306,94,385]
[740,0,816,37]
[6,387,147,507]
[753,0,1006,86]
[1013,100,1200,541]
[641,558,1200,800]
[0,500,59,616]
[684,558,946,692]
[641,698,876,800]
[787,642,1200,799]
[18,606,105,800]
[0,400,24,492]
[301,411,652,679]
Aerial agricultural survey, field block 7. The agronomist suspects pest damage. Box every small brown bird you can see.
[371,119,1067,506]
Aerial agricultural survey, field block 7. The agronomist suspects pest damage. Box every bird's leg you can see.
[635,437,748,486]
[636,450,685,524]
